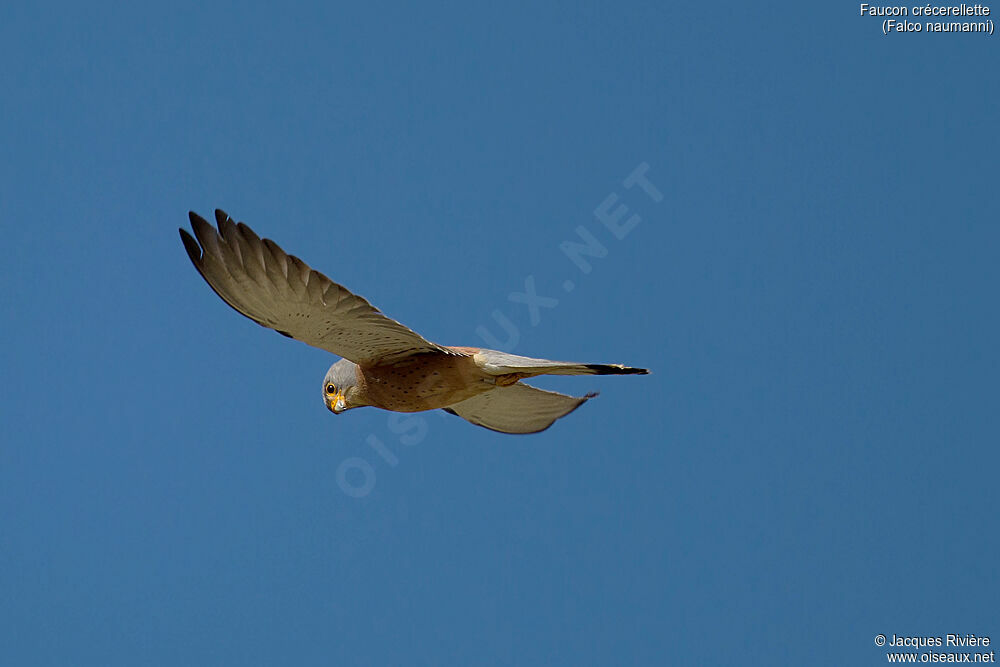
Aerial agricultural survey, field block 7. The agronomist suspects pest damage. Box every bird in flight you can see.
[180,210,648,434]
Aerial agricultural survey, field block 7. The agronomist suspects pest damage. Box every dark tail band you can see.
[584,364,649,375]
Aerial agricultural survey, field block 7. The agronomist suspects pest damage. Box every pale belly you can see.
[360,353,498,412]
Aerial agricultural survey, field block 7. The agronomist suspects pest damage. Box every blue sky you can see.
[2,2,997,665]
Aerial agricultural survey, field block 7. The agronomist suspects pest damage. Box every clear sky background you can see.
[2,2,997,665]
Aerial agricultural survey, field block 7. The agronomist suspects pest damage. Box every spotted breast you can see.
[358,352,495,412]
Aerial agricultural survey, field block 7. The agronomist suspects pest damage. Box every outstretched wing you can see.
[180,210,461,366]
[443,383,597,434]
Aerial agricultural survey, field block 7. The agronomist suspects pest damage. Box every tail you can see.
[565,363,649,376]
[472,349,649,377]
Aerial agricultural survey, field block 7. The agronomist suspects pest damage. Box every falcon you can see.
[180,210,648,434]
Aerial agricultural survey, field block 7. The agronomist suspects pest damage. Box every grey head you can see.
[322,359,363,414]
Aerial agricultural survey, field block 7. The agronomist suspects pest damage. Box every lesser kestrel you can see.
[180,210,648,434]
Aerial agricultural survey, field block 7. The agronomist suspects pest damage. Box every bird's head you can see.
[323,359,363,414]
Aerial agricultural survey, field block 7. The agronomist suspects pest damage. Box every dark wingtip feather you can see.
[214,209,230,227]
[179,228,203,263]
[188,210,209,226]
[187,211,217,243]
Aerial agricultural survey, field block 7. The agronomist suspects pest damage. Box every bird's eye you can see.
[326,384,336,395]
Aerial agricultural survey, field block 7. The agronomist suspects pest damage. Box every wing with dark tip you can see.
[180,209,462,366]
[442,383,597,434]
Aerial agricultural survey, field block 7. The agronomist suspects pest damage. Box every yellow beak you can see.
[330,391,347,413]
